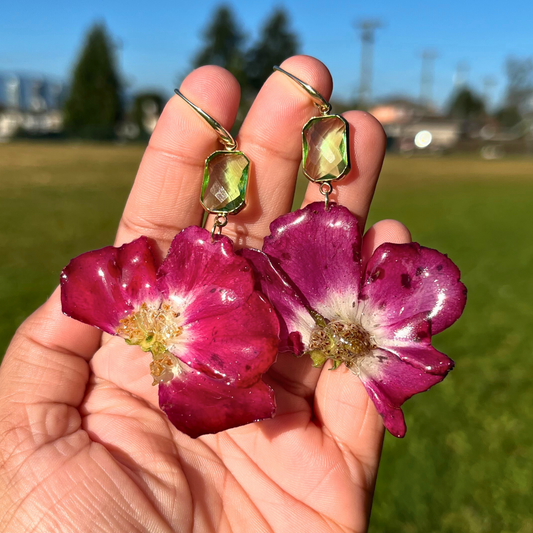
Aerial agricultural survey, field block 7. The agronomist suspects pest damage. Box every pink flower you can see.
[243,202,466,437]
[60,226,279,438]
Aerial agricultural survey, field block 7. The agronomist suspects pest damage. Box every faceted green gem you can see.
[302,115,350,183]
[201,150,250,214]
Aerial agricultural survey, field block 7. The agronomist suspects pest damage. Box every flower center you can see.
[117,302,183,385]
[308,320,376,369]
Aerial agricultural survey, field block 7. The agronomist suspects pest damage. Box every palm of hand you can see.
[1,331,380,532]
[0,56,409,532]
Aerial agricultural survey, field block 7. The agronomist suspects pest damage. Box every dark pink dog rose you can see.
[243,202,466,438]
[60,227,279,438]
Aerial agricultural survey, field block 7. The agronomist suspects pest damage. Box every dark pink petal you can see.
[159,370,276,438]
[374,312,454,375]
[358,348,448,437]
[176,291,279,387]
[157,226,255,322]
[360,242,466,335]
[60,236,160,334]
[241,249,315,355]
[262,202,362,319]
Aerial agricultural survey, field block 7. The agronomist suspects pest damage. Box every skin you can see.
[0,56,411,533]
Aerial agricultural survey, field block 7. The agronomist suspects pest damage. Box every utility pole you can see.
[483,76,497,112]
[355,19,382,108]
[454,61,470,88]
[420,49,437,107]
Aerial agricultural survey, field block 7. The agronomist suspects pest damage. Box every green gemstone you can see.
[201,151,250,214]
[302,115,350,182]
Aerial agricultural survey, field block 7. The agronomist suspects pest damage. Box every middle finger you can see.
[206,55,333,249]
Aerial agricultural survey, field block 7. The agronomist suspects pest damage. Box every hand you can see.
[0,56,410,532]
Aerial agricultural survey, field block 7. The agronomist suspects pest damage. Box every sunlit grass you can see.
[367,157,533,533]
[1,143,532,531]
[0,143,142,357]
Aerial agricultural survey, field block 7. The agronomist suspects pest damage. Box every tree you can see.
[193,5,247,88]
[246,8,299,93]
[505,56,533,111]
[64,23,123,139]
[494,105,522,128]
[448,87,485,120]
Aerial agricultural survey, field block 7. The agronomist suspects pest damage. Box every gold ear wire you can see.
[272,67,350,209]
[174,89,250,236]
[174,89,237,151]
[273,66,332,115]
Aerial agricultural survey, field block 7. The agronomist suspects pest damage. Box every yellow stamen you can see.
[117,302,183,384]
[308,320,376,369]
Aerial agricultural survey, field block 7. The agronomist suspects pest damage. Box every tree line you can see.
[64,6,298,140]
[63,5,533,140]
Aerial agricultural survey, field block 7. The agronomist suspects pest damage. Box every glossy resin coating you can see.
[61,227,279,438]
[244,202,466,438]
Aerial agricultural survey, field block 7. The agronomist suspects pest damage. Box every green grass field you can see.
[1,143,533,532]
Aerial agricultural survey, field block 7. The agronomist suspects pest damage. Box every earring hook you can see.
[273,66,332,115]
[174,89,237,151]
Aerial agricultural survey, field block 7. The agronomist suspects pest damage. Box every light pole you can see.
[420,49,437,107]
[483,76,497,112]
[355,19,382,108]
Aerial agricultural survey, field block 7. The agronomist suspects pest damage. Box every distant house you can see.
[369,98,461,153]
[0,73,65,140]
[369,98,431,125]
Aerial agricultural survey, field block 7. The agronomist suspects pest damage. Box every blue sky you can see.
[1,0,532,110]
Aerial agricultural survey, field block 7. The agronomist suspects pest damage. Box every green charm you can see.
[201,150,250,214]
[302,115,350,183]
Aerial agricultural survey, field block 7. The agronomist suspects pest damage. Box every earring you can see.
[60,91,279,438]
[274,65,350,209]
[242,67,466,438]
[174,89,249,238]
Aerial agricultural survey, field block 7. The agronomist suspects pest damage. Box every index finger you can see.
[115,66,241,251]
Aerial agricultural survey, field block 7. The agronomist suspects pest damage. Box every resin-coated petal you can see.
[159,370,276,438]
[360,242,466,335]
[242,249,315,355]
[263,202,362,320]
[176,291,279,387]
[157,226,255,322]
[374,312,454,375]
[358,348,447,437]
[61,236,160,334]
